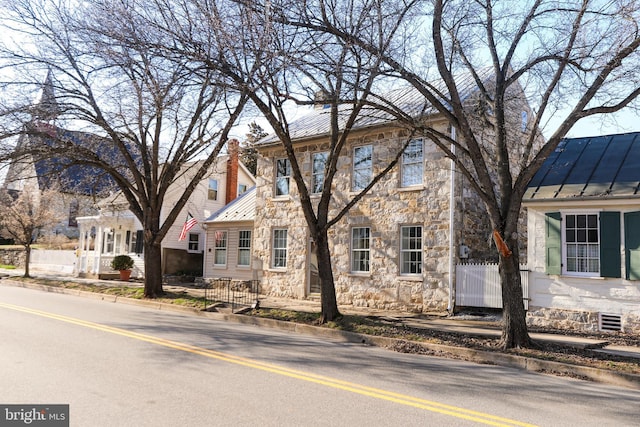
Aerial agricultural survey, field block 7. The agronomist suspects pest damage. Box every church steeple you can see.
[32,69,60,122]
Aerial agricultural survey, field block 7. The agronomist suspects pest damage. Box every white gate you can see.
[455,263,529,309]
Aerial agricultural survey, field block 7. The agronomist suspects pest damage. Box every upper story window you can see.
[352,145,372,191]
[312,152,328,194]
[521,111,528,132]
[238,230,252,267]
[401,139,423,187]
[272,229,288,268]
[400,225,422,275]
[214,231,227,266]
[208,179,218,200]
[351,227,371,272]
[275,158,291,196]
[238,183,248,195]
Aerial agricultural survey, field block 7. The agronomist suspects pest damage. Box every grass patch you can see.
[0,264,16,269]
[8,276,204,307]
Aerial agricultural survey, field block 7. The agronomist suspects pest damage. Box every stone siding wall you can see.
[527,307,640,334]
[0,249,25,267]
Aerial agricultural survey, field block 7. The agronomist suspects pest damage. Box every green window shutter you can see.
[624,211,640,280]
[600,211,621,278]
[545,212,561,275]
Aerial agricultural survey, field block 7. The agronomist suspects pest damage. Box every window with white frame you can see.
[272,229,288,268]
[214,231,227,265]
[188,233,200,252]
[238,183,248,195]
[312,152,328,194]
[400,226,422,274]
[564,213,599,274]
[103,231,114,254]
[275,158,291,196]
[238,230,252,267]
[352,145,372,191]
[401,139,423,187]
[351,227,371,272]
[208,178,218,200]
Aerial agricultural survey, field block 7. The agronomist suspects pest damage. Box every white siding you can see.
[527,206,640,317]
[204,222,254,281]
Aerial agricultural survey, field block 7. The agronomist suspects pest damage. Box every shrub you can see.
[110,255,135,271]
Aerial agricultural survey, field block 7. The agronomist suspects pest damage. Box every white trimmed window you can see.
[312,152,329,194]
[351,227,371,272]
[238,183,248,195]
[401,139,423,187]
[272,229,288,268]
[400,226,422,274]
[275,158,291,196]
[208,179,218,200]
[214,231,228,266]
[352,145,372,191]
[188,233,200,252]
[103,231,114,254]
[238,230,252,267]
[564,213,600,274]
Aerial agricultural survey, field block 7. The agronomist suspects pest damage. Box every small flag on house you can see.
[178,213,198,241]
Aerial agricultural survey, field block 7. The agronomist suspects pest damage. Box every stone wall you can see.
[527,307,640,334]
[0,248,25,267]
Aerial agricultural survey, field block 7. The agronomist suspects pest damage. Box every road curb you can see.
[3,279,640,390]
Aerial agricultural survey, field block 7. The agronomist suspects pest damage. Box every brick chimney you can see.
[225,139,240,204]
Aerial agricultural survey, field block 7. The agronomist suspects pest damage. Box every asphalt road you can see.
[1,285,639,427]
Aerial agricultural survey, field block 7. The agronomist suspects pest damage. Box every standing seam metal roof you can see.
[524,132,640,200]
[258,68,492,145]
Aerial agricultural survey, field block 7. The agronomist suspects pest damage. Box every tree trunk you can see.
[23,244,31,278]
[143,242,164,298]
[498,253,533,349]
[315,232,341,322]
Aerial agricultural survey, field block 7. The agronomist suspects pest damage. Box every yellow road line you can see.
[0,301,537,427]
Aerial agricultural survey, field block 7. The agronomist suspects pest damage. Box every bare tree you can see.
[0,0,249,297]
[292,0,640,347]
[155,0,420,321]
[0,185,64,277]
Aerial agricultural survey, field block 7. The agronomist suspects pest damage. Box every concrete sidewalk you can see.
[257,294,640,358]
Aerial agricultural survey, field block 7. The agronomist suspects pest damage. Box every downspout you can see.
[447,127,456,313]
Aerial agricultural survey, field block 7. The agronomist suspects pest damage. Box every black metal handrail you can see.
[203,278,260,313]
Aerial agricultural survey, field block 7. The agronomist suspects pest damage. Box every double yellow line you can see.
[0,301,537,427]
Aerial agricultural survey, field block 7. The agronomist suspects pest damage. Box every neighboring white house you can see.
[75,140,256,279]
[524,132,640,333]
[202,186,256,281]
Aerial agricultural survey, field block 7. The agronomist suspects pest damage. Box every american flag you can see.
[178,213,197,241]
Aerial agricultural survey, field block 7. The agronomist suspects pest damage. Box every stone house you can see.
[252,73,537,313]
[524,132,640,333]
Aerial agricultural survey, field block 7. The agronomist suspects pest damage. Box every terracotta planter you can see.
[119,269,132,282]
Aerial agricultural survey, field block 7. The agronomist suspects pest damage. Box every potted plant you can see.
[110,255,135,281]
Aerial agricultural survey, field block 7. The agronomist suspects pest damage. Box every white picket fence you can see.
[455,263,529,309]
